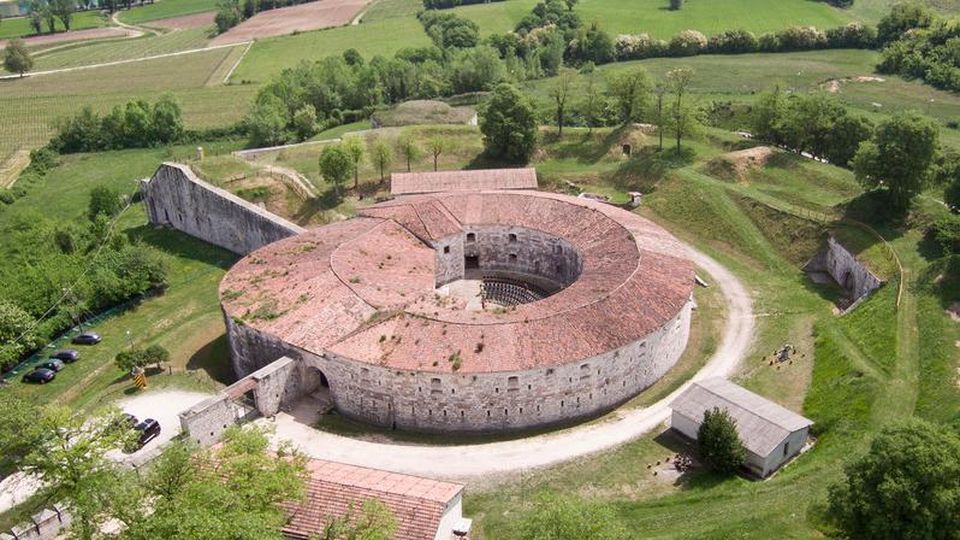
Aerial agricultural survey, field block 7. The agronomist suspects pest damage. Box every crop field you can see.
[118,0,219,24]
[0,11,106,40]
[229,16,430,82]
[0,47,255,158]
[25,27,213,71]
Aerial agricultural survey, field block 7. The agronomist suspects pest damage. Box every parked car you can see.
[50,349,80,363]
[129,418,161,451]
[37,359,65,372]
[72,332,101,345]
[22,368,56,384]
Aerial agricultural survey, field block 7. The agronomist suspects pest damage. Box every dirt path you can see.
[264,246,755,482]
[0,26,138,49]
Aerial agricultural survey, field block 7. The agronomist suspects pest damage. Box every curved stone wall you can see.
[225,298,694,433]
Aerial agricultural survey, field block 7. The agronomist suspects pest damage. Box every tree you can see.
[115,345,168,373]
[518,491,627,540]
[751,86,787,145]
[480,82,538,163]
[0,388,45,473]
[428,136,446,172]
[666,67,695,152]
[550,67,576,137]
[247,94,289,147]
[291,105,318,141]
[697,407,746,474]
[319,144,352,198]
[342,135,365,188]
[397,133,422,172]
[824,114,873,167]
[88,186,123,221]
[371,139,393,184]
[21,406,136,540]
[27,1,43,34]
[653,82,667,150]
[214,0,242,33]
[852,111,939,212]
[152,93,184,144]
[0,299,39,371]
[669,0,683,9]
[608,67,651,125]
[3,40,33,77]
[876,1,933,46]
[581,66,603,134]
[828,421,960,539]
[938,152,960,211]
[51,0,74,31]
[120,426,307,540]
[319,499,397,540]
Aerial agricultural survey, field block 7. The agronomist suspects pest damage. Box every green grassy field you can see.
[118,0,218,24]
[360,0,421,23]
[0,46,256,160]
[27,27,213,71]
[229,17,432,83]
[0,145,242,410]
[0,11,106,40]
[450,0,851,39]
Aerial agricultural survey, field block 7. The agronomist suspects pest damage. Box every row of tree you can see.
[25,0,75,34]
[50,95,185,153]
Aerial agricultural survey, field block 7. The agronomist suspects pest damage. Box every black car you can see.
[133,418,161,447]
[72,332,102,345]
[50,349,80,363]
[37,359,65,372]
[22,368,56,384]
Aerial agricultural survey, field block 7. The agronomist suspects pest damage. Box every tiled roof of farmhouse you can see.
[281,459,463,540]
[390,168,538,195]
[220,190,695,374]
[670,378,814,457]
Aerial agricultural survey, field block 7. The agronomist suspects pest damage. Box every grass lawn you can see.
[118,0,218,24]
[0,11,106,40]
[0,46,256,160]
[360,0,421,23]
[229,17,431,83]
[1,146,240,410]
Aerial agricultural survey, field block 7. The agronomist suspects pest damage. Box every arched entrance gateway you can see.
[219,189,695,434]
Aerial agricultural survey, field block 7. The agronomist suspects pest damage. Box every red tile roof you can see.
[281,459,463,540]
[391,168,538,195]
[220,191,694,374]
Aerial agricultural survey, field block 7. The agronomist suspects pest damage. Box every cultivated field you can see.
[23,27,214,71]
[209,0,370,46]
[0,26,134,49]
[118,0,218,24]
[0,10,106,39]
[145,11,216,29]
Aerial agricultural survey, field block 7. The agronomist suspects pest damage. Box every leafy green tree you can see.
[27,1,43,34]
[117,344,170,373]
[342,135,365,188]
[669,0,683,9]
[0,393,45,473]
[291,105,318,141]
[88,186,123,221]
[480,82,538,163]
[51,0,73,30]
[876,1,933,45]
[151,93,184,144]
[697,407,746,474]
[824,114,873,167]
[665,67,698,153]
[0,299,39,371]
[214,0,242,33]
[550,67,575,137]
[607,67,652,125]
[852,111,939,212]
[319,499,397,540]
[319,145,352,198]
[371,138,393,184]
[828,421,960,539]
[581,66,603,134]
[121,426,307,540]
[3,39,33,77]
[247,94,289,147]
[518,491,627,540]
[397,133,422,172]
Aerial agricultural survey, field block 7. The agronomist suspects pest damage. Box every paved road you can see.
[266,245,755,481]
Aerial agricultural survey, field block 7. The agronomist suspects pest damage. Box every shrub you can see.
[614,33,666,60]
[776,26,827,51]
[668,29,707,56]
[826,22,877,48]
[929,214,960,254]
[708,29,758,54]
[758,32,780,52]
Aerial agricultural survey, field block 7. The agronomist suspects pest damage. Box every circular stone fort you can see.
[219,190,695,433]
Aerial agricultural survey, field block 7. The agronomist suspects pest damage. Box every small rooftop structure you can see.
[390,168,538,196]
[669,377,813,478]
[282,459,468,540]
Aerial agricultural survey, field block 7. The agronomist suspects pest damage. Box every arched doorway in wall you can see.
[290,366,334,425]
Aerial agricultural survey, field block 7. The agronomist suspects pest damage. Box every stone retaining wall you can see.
[140,162,305,256]
[804,234,884,313]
